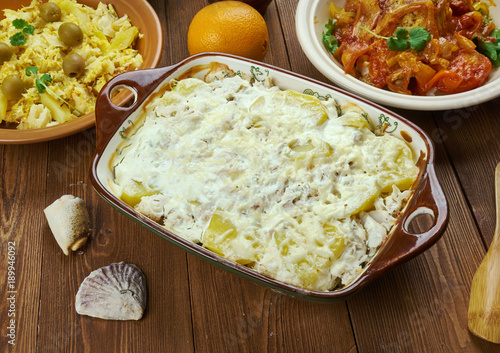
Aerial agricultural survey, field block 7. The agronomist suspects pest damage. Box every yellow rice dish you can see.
[0,0,143,129]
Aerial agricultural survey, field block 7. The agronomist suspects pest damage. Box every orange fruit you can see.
[187,1,269,61]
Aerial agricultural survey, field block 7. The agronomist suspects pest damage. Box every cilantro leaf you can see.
[478,29,500,67]
[25,66,83,114]
[360,26,431,51]
[491,28,500,41]
[387,28,409,51]
[322,19,339,54]
[25,66,38,76]
[40,73,52,85]
[394,28,409,40]
[23,25,35,35]
[12,19,28,30]
[322,32,339,53]
[39,74,52,93]
[325,19,336,33]
[26,67,51,93]
[9,32,26,46]
[478,40,498,62]
[35,79,46,94]
[407,27,431,50]
[10,18,35,46]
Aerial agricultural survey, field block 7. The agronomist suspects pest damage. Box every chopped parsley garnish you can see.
[10,19,35,46]
[322,19,339,54]
[26,67,52,94]
[9,32,27,46]
[25,66,83,115]
[358,26,431,51]
[477,29,500,67]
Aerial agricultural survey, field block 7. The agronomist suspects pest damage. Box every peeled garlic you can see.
[44,195,92,255]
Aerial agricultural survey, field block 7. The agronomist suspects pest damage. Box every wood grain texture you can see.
[187,253,357,353]
[434,101,500,245]
[1,0,499,352]
[275,0,329,82]
[0,143,48,353]
[432,103,500,348]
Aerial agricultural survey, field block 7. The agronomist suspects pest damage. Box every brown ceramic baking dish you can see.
[90,53,448,301]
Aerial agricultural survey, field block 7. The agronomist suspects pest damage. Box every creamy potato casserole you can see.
[110,65,419,291]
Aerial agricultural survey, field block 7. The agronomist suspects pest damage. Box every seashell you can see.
[44,195,92,255]
[75,262,147,320]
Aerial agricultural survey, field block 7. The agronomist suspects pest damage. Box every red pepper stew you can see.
[330,0,496,95]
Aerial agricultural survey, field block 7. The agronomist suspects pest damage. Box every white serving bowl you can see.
[295,0,500,110]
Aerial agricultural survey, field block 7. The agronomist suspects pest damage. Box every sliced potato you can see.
[0,91,7,122]
[274,222,346,288]
[105,27,139,54]
[40,93,72,123]
[121,181,157,207]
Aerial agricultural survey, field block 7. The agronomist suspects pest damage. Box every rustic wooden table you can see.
[1,0,500,352]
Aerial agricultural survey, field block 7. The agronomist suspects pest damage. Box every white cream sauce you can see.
[110,74,418,291]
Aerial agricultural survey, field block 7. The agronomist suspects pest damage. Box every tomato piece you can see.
[445,49,492,93]
[367,41,390,87]
[418,70,461,94]
[450,0,474,16]
[451,11,484,38]
[422,50,491,94]
[413,62,437,95]
[434,71,463,93]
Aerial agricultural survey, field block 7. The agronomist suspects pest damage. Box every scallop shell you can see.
[75,262,147,320]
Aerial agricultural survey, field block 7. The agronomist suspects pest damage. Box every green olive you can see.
[63,52,85,78]
[58,22,83,46]
[2,75,24,100]
[40,2,61,22]
[0,43,13,64]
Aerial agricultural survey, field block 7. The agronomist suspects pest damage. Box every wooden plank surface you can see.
[0,144,48,353]
[1,0,499,352]
[433,101,500,244]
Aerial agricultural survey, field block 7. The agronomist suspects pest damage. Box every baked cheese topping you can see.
[111,70,418,291]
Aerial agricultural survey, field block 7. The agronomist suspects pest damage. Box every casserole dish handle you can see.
[363,163,448,281]
[94,65,178,152]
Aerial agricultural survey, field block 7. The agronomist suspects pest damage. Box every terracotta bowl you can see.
[0,0,162,144]
[91,53,449,301]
